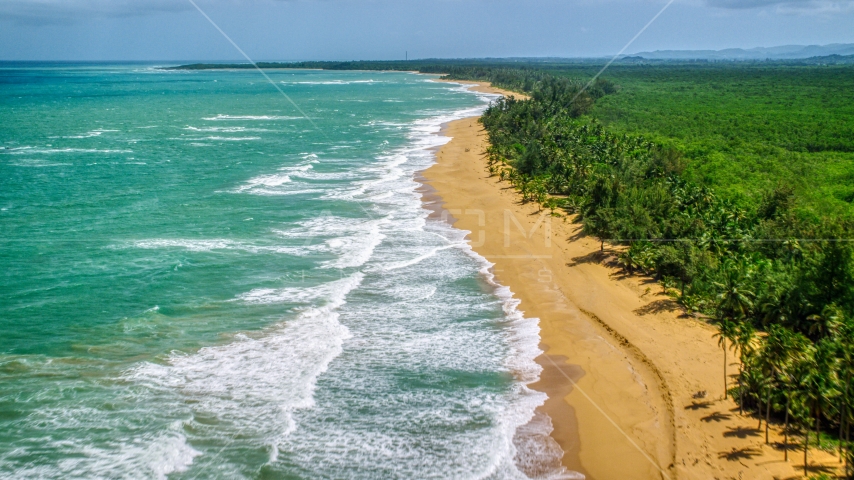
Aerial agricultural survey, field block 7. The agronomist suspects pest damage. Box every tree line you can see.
[479,73,854,476]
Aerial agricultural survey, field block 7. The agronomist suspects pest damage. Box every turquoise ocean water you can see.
[0,64,573,479]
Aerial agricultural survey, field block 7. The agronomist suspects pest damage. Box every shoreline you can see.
[421,82,842,479]
[422,114,668,480]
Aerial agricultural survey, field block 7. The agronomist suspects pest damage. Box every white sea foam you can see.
[323,88,570,478]
[285,80,381,86]
[235,273,362,305]
[216,90,550,476]
[280,162,314,173]
[6,147,132,155]
[273,214,391,269]
[141,433,202,479]
[276,83,552,476]
[183,126,271,133]
[376,244,462,271]
[234,174,292,193]
[289,169,357,181]
[8,159,72,167]
[514,413,585,480]
[62,129,119,139]
[202,114,302,121]
[170,136,261,142]
[324,230,384,269]
[422,104,574,477]
[127,238,311,256]
[2,75,565,479]
[320,105,488,206]
[244,188,325,197]
[3,414,201,480]
[126,273,364,465]
[132,239,237,252]
[232,160,340,194]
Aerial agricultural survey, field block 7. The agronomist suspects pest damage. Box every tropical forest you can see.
[472,62,854,476]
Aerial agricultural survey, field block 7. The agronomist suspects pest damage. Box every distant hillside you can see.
[631,43,854,60]
[166,47,854,72]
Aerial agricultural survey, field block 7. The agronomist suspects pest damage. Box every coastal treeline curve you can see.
[478,70,854,475]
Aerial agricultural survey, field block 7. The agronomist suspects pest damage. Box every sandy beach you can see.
[422,82,841,479]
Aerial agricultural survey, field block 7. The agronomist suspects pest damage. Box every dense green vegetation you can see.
[581,65,854,217]
[477,67,854,475]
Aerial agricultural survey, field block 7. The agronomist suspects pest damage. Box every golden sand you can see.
[422,81,841,480]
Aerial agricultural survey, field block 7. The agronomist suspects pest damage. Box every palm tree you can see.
[714,261,754,321]
[796,338,840,470]
[841,366,851,465]
[717,282,753,318]
[806,304,844,341]
[742,354,769,426]
[790,345,818,475]
[812,339,841,448]
[836,319,854,465]
[734,321,757,415]
[761,325,796,444]
[777,331,811,462]
[713,318,738,400]
[780,372,795,462]
[799,403,815,476]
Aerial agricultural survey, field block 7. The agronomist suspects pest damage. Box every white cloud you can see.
[0,0,192,24]
[706,0,854,12]
[4,0,854,26]
[0,0,278,24]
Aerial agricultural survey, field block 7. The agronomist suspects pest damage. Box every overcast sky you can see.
[1,0,852,61]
